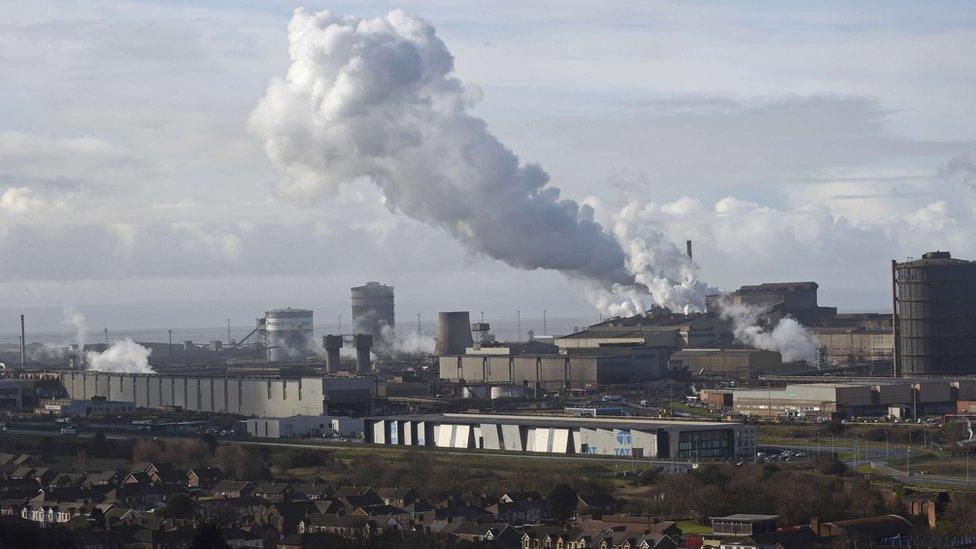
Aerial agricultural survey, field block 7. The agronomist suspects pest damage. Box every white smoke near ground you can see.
[717,296,818,363]
[250,8,707,316]
[86,338,154,374]
[379,324,435,357]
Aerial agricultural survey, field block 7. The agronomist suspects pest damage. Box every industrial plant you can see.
[1,250,976,459]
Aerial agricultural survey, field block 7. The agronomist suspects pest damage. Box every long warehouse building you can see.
[61,371,376,417]
[366,413,756,460]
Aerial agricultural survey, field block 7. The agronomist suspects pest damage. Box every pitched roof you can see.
[303,513,368,528]
[822,514,913,538]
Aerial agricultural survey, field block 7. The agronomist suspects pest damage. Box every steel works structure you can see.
[351,282,395,342]
[61,371,376,417]
[893,251,976,376]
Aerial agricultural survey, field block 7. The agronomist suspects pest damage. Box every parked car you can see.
[60,427,79,436]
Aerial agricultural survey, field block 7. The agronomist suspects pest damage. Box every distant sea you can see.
[0,316,599,347]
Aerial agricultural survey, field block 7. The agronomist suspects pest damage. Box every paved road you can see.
[870,462,976,488]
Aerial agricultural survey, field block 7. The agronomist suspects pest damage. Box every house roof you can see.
[187,467,224,479]
[822,514,913,538]
[213,480,252,492]
[303,513,367,528]
[254,482,292,494]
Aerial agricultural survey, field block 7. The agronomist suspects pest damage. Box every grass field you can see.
[676,520,711,535]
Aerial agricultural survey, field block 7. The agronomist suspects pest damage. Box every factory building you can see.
[38,397,135,418]
[366,413,757,460]
[259,308,314,363]
[720,379,976,419]
[60,372,376,417]
[669,349,782,378]
[706,281,837,326]
[438,347,670,390]
[554,313,730,351]
[894,251,976,376]
[244,415,364,439]
[0,379,35,411]
[351,282,395,343]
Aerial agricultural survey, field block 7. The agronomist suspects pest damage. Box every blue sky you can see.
[1,0,974,332]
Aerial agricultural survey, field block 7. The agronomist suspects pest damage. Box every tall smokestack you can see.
[353,334,373,374]
[19,314,25,366]
[686,240,693,260]
[323,335,343,373]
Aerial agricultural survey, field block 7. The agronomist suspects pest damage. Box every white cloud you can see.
[0,186,48,214]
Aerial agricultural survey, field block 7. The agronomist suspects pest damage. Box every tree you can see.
[212,444,269,480]
[162,494,197,519]
[548,483,578,521]
[132,439,161,463]
[73,450,88,473]
[201,434,218,455]
[191,522,230,549]
[93,431,106,444]
[88,508,106,529]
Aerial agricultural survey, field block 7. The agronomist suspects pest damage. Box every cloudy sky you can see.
[2,0,975,334]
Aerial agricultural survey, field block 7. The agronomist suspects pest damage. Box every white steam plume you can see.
[86,338,154,374]
[251,8,706,314]
[717,297,818,363]
[379,323,435,357]
[61,306,87,348]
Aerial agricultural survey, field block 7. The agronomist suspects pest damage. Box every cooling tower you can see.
[353,334,373,374]
[322,335,343,373]
[435,311,474,356]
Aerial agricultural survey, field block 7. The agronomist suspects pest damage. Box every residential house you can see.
[259,500,318,535]
[376,487,419,508]
[291,483,332,501]
[186,467,225,490]
[252,482,293,503]
[213,480,254,499]
[298,513,371,538]
[83,471,119,488]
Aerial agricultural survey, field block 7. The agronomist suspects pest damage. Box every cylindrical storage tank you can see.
[351,282,395,343]
[322,335,343,373]
[435,311,474,356]
[895,251,976,376]
[353,334,373,373]
[265,308,314,362]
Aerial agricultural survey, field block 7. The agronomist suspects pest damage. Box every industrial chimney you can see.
[19,314,26,366]
[322,335,343,373]
[353,334,373,373]
[435,311,474,355]
[686,240,693,260]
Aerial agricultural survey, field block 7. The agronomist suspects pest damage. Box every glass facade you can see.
[676,429,732,459]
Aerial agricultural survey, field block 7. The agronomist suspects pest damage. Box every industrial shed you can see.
[365,413,756,460]
[60,372,376,418]
[669,349,782,378]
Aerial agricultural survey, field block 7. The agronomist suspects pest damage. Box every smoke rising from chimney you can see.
[250,8,708,314]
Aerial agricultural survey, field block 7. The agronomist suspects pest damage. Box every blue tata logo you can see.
[616,430,631,445]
